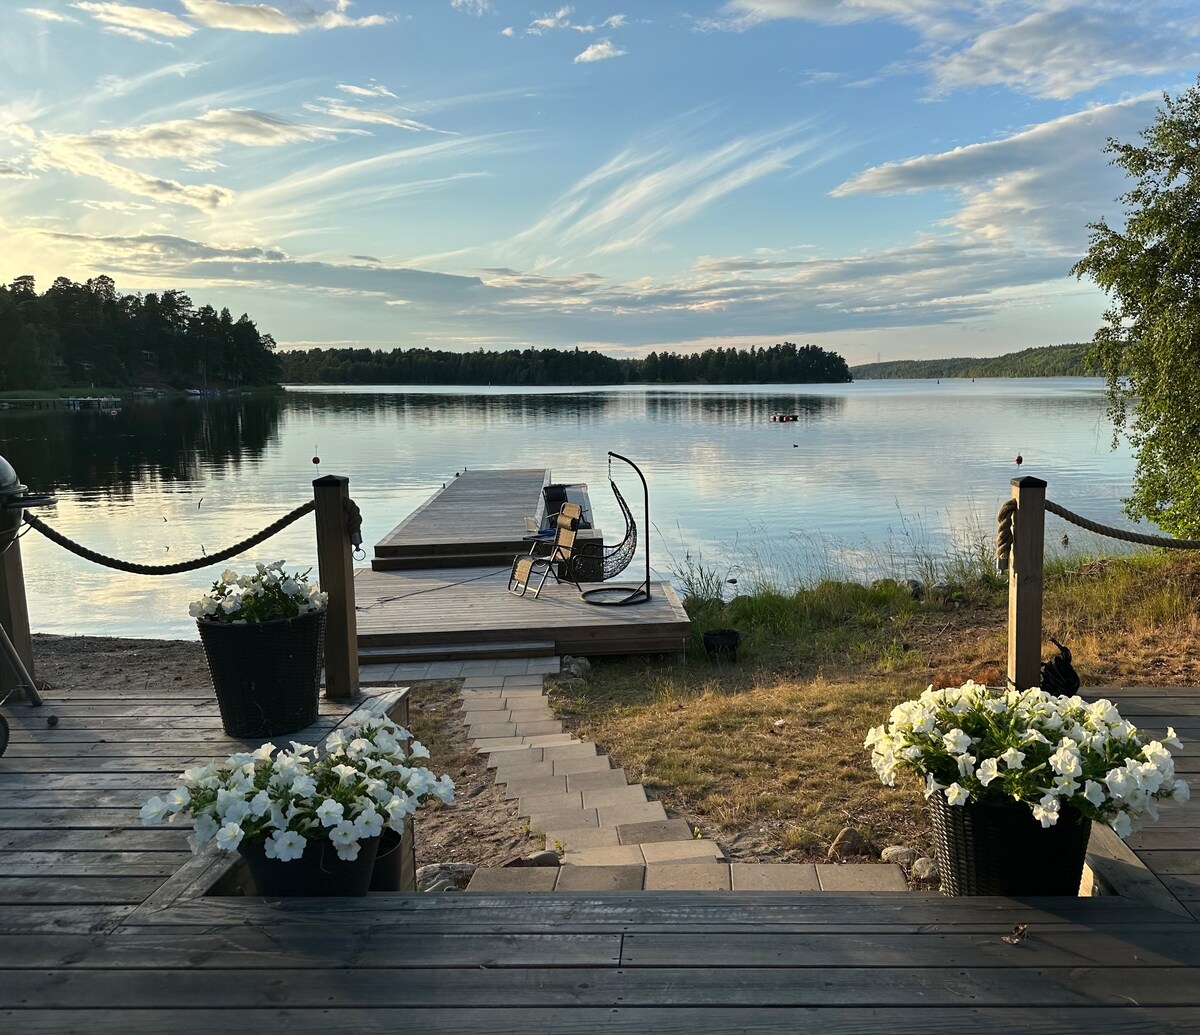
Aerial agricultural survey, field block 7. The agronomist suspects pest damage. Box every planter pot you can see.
[369,819,416,892]
[197,607,325,738]
[703,628,740,661]
[929,793,1092,896]
[238,834,380,897]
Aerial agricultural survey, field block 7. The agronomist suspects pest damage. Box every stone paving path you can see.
[456,669,909,894]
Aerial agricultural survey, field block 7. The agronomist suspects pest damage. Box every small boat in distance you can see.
[769,412,800,422]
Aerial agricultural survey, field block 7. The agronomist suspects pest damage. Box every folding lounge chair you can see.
[508,507,581,598]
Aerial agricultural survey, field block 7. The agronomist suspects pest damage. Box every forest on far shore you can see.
[851,343,1098,379]
[280,340,853,385]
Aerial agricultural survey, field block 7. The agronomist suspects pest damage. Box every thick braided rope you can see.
[22,500,317,575]
[1044,500,1200,550]
[995,498,1017,569]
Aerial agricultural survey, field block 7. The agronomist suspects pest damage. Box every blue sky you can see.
[2,1,1197,364]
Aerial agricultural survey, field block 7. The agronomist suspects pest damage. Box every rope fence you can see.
[995,497,1200,571]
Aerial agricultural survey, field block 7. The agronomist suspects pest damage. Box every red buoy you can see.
[312,456,320,465]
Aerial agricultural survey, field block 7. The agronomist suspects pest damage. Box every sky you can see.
[1,1,1197,365]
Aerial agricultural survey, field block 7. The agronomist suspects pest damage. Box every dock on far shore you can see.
[356,468,690,668]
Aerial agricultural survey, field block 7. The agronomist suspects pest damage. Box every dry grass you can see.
[549,551,1200,863]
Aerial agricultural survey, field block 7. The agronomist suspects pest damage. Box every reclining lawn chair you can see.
[508,505,582,598]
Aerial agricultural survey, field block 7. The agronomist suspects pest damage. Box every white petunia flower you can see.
[1110,811,1133,838]
[976,758,1000,787]
[222,799,251,825]
[140,796,170,825]
[1083,780,1106,807]
[330,820,360,851]
[192,814,219,845]
[331,763,360,785]
[408,741,431,761]
[999,747,1026,770]
[248,790,272,818]
[315,799,344,827]
[215,822,245,851]
[1164,727,1184,750]
[1173,779,1191,802]
[944,782,970,806]
[354,808,384,839]
[165,786,190,813]
[265,830,306,862]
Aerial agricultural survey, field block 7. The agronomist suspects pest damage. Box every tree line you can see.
[280,341,853,385]
[0,275,282,391]
[851,344,1099,380]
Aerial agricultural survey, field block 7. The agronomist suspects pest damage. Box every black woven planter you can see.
[197,607,325,738]
[703,628,740,661]
[929,793,1092,896]
[238,833,380,897]
[369,819,416,892]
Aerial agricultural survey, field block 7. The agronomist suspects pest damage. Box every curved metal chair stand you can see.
[578,452,652,607]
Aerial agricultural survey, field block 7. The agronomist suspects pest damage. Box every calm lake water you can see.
[0,379,1143,639]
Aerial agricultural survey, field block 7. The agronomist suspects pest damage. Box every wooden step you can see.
[357,640,556,664]
[374,537,529,559]
[371,551,516,571]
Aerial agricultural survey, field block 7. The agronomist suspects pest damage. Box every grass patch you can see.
[549,549,1200,863]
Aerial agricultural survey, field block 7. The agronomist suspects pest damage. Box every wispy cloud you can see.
[0,161,35,179]
[72,2,195,39]
[338,82,399,100]
[574,40,626,63]
[451,0,492,14]
[179,0,392,34]
[306,99,448,133]
[95,61,204,100]
[22,7,81,23]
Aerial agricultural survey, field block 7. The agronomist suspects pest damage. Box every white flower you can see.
[265,830,306,862]
[220,569,238,584]
[281,578,299,596]
[1031,797,1060,828]
[976,758,1000,787]
[999,747,1026,770]
[1164,727,1184,750]
[316,798,344,827]
[222,799,251,825]
[354,808,384,838]
[1083,780,1106,807]
[1173,779,1191,802]
[434,775,455,803]
[140,796,170,825]
[923,774,944,800]
[944,782,969,806]
[955,753,976,779]
[1049,744,1082,778]
[248,790,272,818]
[942,729,971,754]
[1105,767,1136,800]
[331,763,360,786]
[291,774,317,798]
[1110,811,1133,838]
[408,741,430,760]
[215,821,245,851]
[330,820,360,850]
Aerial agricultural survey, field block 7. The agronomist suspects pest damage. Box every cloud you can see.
[30,108,351,210]
[507,122,834,259]
[95,61,204,100]
[527,5,573,34]
[42,231,288,261]
[602,14,626,28]
[500,26,514,36]
[451,0,492,13]
[72,2,196,38]
[338,82,398,99]
[23,8,81,23]
[574,40,626,63]
[703,1,1200,99]
[0,162,35,179]
[179,0,391,34]
[833,95,1160,251]
[306,99,446,133]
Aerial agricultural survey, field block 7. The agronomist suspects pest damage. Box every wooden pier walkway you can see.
[360,468,691,661]
[3,670,1200,1027]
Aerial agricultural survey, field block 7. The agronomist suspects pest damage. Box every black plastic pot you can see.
[197,607,325,738]
[703,628,741,661]
[238,833,380,897]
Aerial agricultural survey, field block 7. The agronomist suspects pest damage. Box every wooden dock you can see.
[4,674,1200,1027]
[361,468,691,661]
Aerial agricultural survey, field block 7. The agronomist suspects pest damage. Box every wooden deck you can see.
[356,566,691,657]
[4,680,1200,1028]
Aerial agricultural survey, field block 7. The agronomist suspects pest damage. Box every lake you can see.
[0,378,1142,639]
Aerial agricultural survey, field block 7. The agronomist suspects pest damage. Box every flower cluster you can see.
[139,711,455,862]
[865,681,1189,838]
[189,561,327,624]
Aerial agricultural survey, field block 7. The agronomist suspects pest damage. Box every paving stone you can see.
[541,743,597,761]
[494,761,555,783]
[523,733,576,747]
[730,864,821,892]
[466,867,559,892]
[503,673,547,687]
[644,862,731,891]
[393,663,431,679]
[518,791,583,817]
[503,775,567,800]
[458,660,500,676]
[505,708,556,723]
[468,722,519,740]
[425,661,465,678]
[561,844,645,867]
[552,756,612,776]
[493,660,533,675]
[501,690,549,702]
[616,818,694,845]
[555,864,644,891]
[597,801,667,827]
[463,713,517,728]
[543,827,620,852]
[515,719,564,736]
[460,680,505,691]
[567,769,630,792]
[816,863,909,892]
[459,697,507,711]
[359,663,397,684]
[582,785,647,809]
[640,840,724,864]
[528,658,561,674]
[485,746,543,766]
[528,807,599,833]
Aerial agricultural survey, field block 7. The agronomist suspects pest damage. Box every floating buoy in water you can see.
[312,456,320,465]
[1015,453,1023,466]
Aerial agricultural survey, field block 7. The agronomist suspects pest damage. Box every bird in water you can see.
[1061,534,1070,548]
[1015,453,1023,466]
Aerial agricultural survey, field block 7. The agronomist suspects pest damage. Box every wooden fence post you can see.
[0,518,35,697]
[313,475,359,701]
[1007,476,1047,691]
